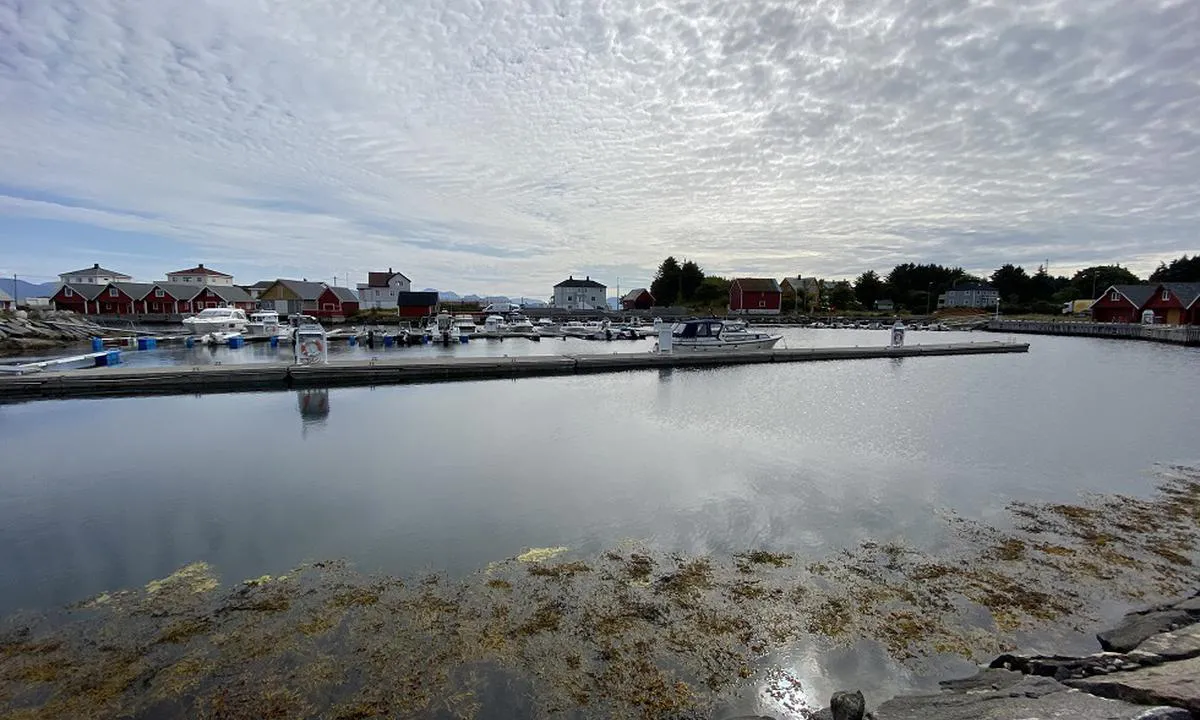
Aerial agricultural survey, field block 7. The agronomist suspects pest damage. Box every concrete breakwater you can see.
[0,311,109,356]
[0,341,1028,401]
[794,589,1200,720]
[988,319,1200,346]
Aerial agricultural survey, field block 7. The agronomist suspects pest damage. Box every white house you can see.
[356,268,411,309]
[553,276,607,310]
[166,264,234,286]
[59,263,132,285]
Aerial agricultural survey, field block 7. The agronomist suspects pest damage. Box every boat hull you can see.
[670,335,782,352]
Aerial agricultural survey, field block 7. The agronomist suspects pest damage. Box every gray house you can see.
[938,283,999,309]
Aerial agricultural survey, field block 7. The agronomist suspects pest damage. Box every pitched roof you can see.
[397,291,438,307]
[168,264,232,277]
[271,279,329,301]
[58,283,109,300]
[247,280,275,290]
[203,284,253,303]
[1162,282,1200,308]
[1094,284,1156,309]
[0,288,12,302]
[110,282,157,300]
[366,270,410,287]
[732,278,781,293]
[60,263,131,278]
[327,286,358,303]
[149,282,203,300]
[555,276,606,288]
[622,288,651,301]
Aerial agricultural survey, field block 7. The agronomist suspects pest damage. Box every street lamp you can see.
[925,282,933,315]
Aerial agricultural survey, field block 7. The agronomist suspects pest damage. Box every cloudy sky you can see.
[0,0,1197,297]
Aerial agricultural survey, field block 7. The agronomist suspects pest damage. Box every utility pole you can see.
[12,274,17,307]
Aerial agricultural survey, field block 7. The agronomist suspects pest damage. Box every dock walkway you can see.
[0,341,1028,401]
[987,320,1200,346]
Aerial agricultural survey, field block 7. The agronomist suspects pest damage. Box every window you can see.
[323,303,336,311]
[1111,290,1119,301]
[64,287,74,297]
[155,288,164,297]
[1162,289,1170,301]
[151,303,159,311]
[108,288,119,297]
[759,300,766,307]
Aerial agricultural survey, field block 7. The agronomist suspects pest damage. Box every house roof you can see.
[779,276,802,290]
[947,282,996,292]
[59,283,110,300]
[622,288,651,301]
[327,286,358,303]
[397,291,439,307]
[202,284,253,303]
[247,280,275,290]
[0,289,12,302]
[366,270,410,287]
[61,263,131,278]
[732,278,781,293]
[555,276,606,288]
[150,282,203,300]
[270,279,329,301]
[109,282,157,300]
[168,264,232,277]
[1162,282,1200,308]
[1094,284,1156,309]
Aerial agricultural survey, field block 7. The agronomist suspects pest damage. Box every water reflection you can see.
[297,388,330,435]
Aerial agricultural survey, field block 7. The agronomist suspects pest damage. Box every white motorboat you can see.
[581,320,613,340]
[245,310,283,338]
[199,331,243,346]
[560,321,590,338]
[183,307,248,336]
[481,314,506,338]
[506,314,536,334]
[664,319,781,352]
[535,319,559,335]
[454,315,478,336]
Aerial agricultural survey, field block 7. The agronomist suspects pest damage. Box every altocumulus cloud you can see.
[0,0,1198,293]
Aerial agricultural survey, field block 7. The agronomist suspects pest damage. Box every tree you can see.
[679,260,705,302]
[885,263,967,312]
[650,257,681,306]
[826,280,859,311]
[1070,265,1140,299]
[1150,255,1200,282]
[990,264,1031,304]
[853,270,886,309]
[692,276,730,307]
[1028,265,1070,303]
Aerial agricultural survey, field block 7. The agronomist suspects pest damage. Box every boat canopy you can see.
[673,320,724,338]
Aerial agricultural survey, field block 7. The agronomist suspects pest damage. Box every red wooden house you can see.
[621,288,654,310]
[191,284,255,311]
[142,283,201,315]
[1141,283,1200,325]
[397,291,438,318]
[52,283,109,314]
[1089,285,1156,323]
[728,278,782,315]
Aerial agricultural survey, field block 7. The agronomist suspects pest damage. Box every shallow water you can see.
[1,330,1198,716]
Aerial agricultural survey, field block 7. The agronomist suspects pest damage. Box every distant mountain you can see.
[0,278,58,300]
[432,290,460,301]
[606,297,620,310]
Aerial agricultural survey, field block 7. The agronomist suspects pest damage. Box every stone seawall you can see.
[0,311,108,356]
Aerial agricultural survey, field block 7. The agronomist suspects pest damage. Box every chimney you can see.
[586,275,590,281]
[198,263,204,269]
[388,267,393,273]
[93,263,100,269]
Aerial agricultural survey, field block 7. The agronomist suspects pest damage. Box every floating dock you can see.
[0,341,1028,401]
[987,320,1200,346]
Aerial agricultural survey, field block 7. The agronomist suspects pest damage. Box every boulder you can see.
[873,669,1189,720]
[812,690,867,720]
[1098,611,1194,653]
[1065,655,1200,715]
[1135,625,1200,662]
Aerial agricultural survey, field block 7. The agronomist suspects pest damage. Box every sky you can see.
[0,0,1197,299]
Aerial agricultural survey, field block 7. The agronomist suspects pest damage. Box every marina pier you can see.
[0,340,1028,401]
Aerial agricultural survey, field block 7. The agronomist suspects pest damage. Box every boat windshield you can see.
[196,308,233,318]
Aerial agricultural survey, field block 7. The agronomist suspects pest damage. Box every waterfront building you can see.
[165,264,234,286]
[258,279,360,319]
[553,276,606,311]
[357,268,412,309]
[621,288,654,310]
[937,283,999,309]
[729,278,782,315]
[58,263,131,286]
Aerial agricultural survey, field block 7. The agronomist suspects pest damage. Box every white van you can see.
[482,302,516,313]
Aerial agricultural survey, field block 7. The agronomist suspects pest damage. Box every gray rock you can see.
[1099,611,1194,653]
[1173,595,1200,614]
[1066,655,1200,715]
[1135,624,1200,661]
[874,669,1187,720]
[1131,708,1192,720]
[829,690,865,720]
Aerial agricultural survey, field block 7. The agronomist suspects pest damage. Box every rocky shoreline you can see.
[0,311,108,356]
[787,589,1200,719]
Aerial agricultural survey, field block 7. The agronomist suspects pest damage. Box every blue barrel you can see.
[383,335,394,347]
[91,337,103,352]
[227,336,244,349]
[95,350,122,367]
[185,336,195,348]
[137,337,150,350]
[270,335,279,348]
[460,335,469,344]
[349,336,357,347]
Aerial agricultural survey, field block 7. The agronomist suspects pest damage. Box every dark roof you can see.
[327,286,359,303]
[1099,284,1156,308]
[622,288,651,301]
[0,289,12,302]
[366,270,409,287]
[947,282,996,292]
[150,282,202,300]
[1163,282,1200,308]
[271,279,328,301]
[59,283,109,300]
[61,263,131,278]
[168,264,232,277]
[247,280,275,290]
[555,276,605,288]
[397,291,438,307]
[110,282,157,299]
[203,285,253,303]
[732,278,781,293]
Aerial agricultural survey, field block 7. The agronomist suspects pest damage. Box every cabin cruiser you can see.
[245,310,283,338]
[560,321,590,338]
[480,315,506,338]
[664,319,781,352]
[535,318,559,335]
[183,307,248,336]
[506,314,536,334]
[453,315,478,336]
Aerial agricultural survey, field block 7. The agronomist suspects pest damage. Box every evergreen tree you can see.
[650,257,682,306]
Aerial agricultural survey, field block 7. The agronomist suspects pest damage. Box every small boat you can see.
[535,319,560,335]
[581,320,613,340]
[453,315,478,336]
[199,331,243,346]
[664,319,781,352]
[560,321,590,338]
[481,315,506,338]
[245,310,283,338]
[183,307,248,336]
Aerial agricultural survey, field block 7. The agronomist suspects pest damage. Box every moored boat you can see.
[182,307,248,336]
[662,319,781,352]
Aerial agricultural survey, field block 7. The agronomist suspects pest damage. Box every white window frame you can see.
[1162,289,1170,301]
[108,287,119,297]
[64,287,74,297]
[1110,290,1119,301]
[155,288,164,297]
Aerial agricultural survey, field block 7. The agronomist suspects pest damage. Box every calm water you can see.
[2,330,1198,712]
